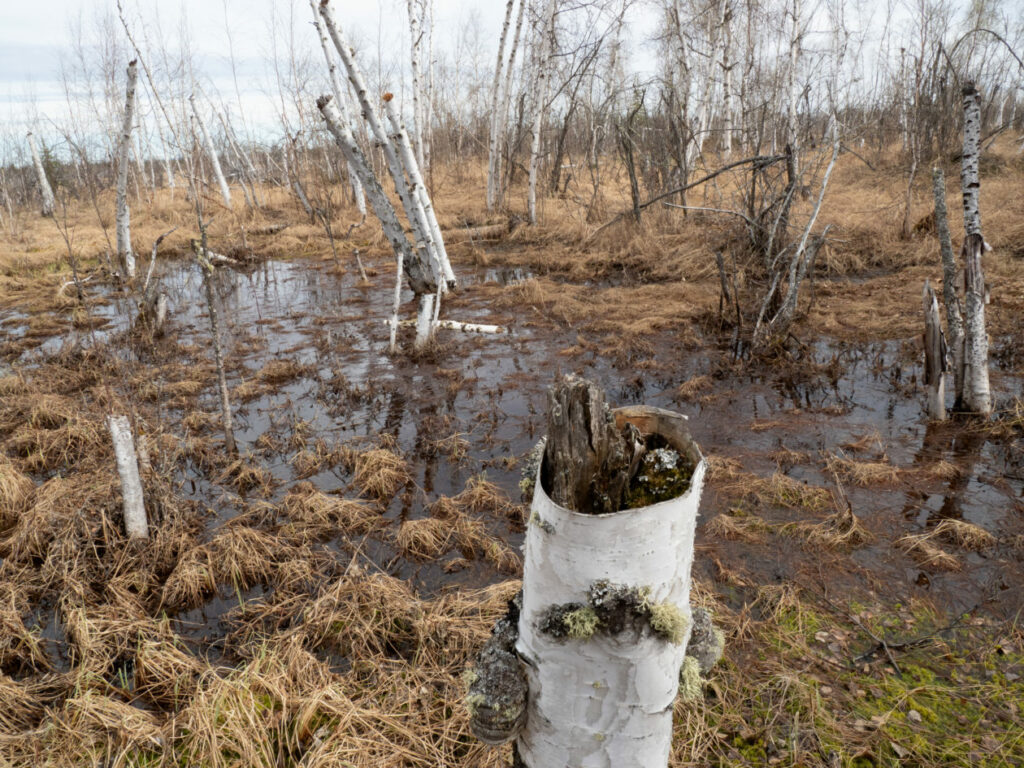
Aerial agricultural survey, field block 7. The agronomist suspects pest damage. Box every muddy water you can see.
[5,256,1024,645]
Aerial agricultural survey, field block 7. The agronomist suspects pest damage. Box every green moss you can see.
[564,607,600,639]
[648,601,688,644]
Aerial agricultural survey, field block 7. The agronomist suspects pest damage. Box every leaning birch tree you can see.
[190,93,232,208]
[116,60,139,278]
[308,0,366,219]
[27,132,55,217]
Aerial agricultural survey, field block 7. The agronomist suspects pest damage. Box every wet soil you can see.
[2,253,1023,665]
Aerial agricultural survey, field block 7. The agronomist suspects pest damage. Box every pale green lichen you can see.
[648,601,688,645]
[678,656,703,701]
[461,669,479,688]
[564,607,600,639]
[464,692,487,716]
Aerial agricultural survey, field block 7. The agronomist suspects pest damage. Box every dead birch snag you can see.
[932,167,964,406]
[190,94,232,208]
[414,294,435,351]
[512,378,707,767]
[961,82,982,238]
[962,235,991,415]
[195,246,237,455]
[116,61,139,278]
[106,415,149,540]
[959,83,992,416]
[27,132,55,217]
[922,280,946,420]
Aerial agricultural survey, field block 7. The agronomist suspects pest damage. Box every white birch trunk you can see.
[516,406,706,767]
[106,415,149,540]
[961,82,982,238]
[962,237,991,415]
[407,0,427,174]
[486,0,517,212]
[415,293,435,350]
[528,0,558,226]
[195,249,237,455]
[721,3,733,161]
[117,61,139,278]
[786,0,802,174]
[319,0,448,289]
[383,97,455,289]
[27,132,55,217]
[495,0,527,210]
[309,0,366,218]
[959,83,991,415]
[922,280,946,420]
[190,94,231,208]
[317,96,433,296]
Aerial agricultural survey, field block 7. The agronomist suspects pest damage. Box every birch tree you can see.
[116,60,139,278]
[107,415,149,539]
[27,132,55,217]
[486,0,518,212]
[308,0,366,219]
[190,93,232,208]
[959,82,991,414]
[528,0,559,226]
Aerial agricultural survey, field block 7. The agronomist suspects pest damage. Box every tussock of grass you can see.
[396,517,454,560]
[348,447,410,501]
[825,452,900,486]
[706,512,771,542]
[933,519,996,551]
[897,533,961,571]
[217,456,276,496]
[280,483,382,538]
[257,359,311,385]
[0,460,34,528]
[676,374,714,402]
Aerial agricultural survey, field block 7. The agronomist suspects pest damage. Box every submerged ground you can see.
[0,147,1023,766]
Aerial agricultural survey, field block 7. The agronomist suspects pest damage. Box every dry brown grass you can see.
[825,451,901,486]
[897,533,962,571]
[395,517,454,560]
[933,518,997,551]
[280,483,383,539]
[705,511,771,542]
[710,455,832,512]
[348,447,410,501]
[0,460,34,528]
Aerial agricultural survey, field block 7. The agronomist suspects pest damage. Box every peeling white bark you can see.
[516,406,706,767]
[190,94,232,208]
[27,132,55,217]
[117,61,139,278]
[106,415,149,540]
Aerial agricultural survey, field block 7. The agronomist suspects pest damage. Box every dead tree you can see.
[468,377,720,767]
[116,60,139,278]
[27,132,55,217]
[922,280,946,420]
[195,238,237,455]
[932,167,964,407]
[527,0,559,226]
[190,94,232,208]
[107,415,149,539]
[959,82,992,415]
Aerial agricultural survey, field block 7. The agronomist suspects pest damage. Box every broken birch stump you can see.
[106,415,149,539]
[922,279,947,420]
[467,377,713,767]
